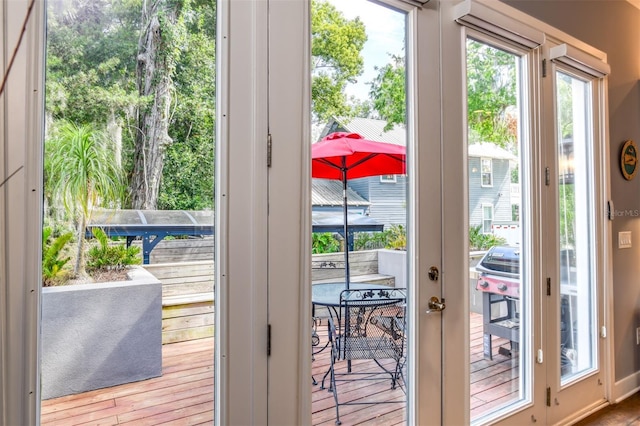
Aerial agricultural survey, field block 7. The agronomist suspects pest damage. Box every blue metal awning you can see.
[87,209,214,264]
[87,209,384,264]
[311,211,383,234]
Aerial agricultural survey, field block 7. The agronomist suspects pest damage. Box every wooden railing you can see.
[144,250,395,344]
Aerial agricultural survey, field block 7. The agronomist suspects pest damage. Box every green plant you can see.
[354,231,387,250]
[47,120,124,275]
[86,228,141,272]
[42,227,73,286]
[385,224,406,250]
[469,225,506,251]
[312,232,340,254]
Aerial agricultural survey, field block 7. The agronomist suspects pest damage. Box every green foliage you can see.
[159,0,216,210]
[366,37,519,146]
[312,232,341,254]
[45,0,140,124]
[311,0,367,122]
[466,40,517,147]
[354,225,406,251]
[556,72,574,139]
[86,228,141,271]
[559,183,575,248]
[385,224,406,250]
[469,225,506,251]
[45,0,217,212]
[354,231,388,251]
[47,120,124,218]
[369,54,406,130]
[46,120,125,274]
[42,227,73,286]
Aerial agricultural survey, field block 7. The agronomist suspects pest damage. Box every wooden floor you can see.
[41,312,518,425]
[41,338,215,426]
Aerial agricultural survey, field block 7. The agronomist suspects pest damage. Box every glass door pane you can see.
[555,71,596,383]
[40,0,217,422]
[309,1,410,423]
[467,38,531,423]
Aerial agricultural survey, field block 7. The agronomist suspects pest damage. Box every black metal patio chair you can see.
[321,287,407,425]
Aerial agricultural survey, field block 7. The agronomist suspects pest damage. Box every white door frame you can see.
[215,0,270,424]
[0,0,45,424]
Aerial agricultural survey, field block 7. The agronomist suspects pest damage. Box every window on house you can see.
[482,204,494,233]
[481,158,493,186]
[380,174,397,183]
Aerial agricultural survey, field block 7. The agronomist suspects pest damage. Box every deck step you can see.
[312,273,395,286]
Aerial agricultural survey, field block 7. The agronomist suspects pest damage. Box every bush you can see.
[86,228,141,271]
[469,225,506,250]
[312,232,340,254]
[42,227,73,286]
[354,231,387,250]
[385,224,406,250]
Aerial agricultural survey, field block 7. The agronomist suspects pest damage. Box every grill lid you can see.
[476,245,520,276]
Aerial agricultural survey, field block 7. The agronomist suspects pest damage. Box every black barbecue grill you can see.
[475,245,578,368]
[475,246,520,360]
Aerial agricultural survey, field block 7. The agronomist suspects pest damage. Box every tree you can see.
[45,0,141,153]
[367,39,518,146]
[129,0,184,209]
[368,54,406,130]
[158,0,216,210]
[466,39,517,147]
[311,0,367,123]
[47,121,124,275]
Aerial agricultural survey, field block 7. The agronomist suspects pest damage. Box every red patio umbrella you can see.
[312,132,406,288]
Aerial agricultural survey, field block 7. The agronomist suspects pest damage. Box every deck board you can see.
[42,312,522,425]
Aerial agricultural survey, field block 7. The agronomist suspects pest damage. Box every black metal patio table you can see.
[312,282,393,309]
[311,283,404,381]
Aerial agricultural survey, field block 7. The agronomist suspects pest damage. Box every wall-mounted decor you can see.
[621,140,638,180]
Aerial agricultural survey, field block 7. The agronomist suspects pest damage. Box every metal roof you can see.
[468,142,518,161]
[312,179,370,207]
[318,117,406,146]
[311,211,383,234]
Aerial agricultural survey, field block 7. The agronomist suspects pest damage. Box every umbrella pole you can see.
[342,161,350,289]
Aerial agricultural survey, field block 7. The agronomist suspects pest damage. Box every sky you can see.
[327,0,406,101]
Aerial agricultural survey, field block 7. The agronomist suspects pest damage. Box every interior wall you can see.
[503,0,640,383]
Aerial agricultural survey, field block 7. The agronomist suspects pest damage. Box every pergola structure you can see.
[87,209,384,264]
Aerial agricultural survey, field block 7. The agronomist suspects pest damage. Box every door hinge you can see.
[546,387,551,406]
[267,134,272,167]
[542,59,547,78]
[267,324,272,356]
[546,277,551,296]
[545,167,550,186]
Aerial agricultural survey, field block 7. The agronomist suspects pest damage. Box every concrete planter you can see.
[377,249,407,288]
[41,267,162,399]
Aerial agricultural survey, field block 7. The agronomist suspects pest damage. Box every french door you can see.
[258,0,611,424]
[263,0,449,424]
[455,2,611,424]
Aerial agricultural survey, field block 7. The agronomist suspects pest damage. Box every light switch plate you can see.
[619,231,632,249]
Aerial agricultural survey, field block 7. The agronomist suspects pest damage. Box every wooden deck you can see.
[41,313,519,425]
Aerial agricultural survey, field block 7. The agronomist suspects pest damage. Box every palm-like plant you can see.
[47,120,124,275]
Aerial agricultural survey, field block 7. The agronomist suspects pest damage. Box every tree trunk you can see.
[130,0,175,209]
[107,111,122,168]
[74,214,87,276]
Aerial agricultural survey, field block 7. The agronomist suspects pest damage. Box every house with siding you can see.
[468,142,518,239]
[317,118,515,234]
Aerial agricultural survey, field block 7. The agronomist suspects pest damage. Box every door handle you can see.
[426,296,446,314]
